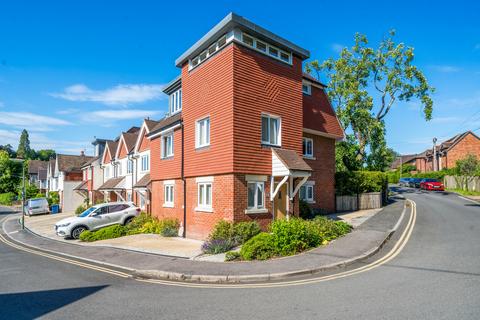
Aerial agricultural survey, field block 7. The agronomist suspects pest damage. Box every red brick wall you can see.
[150,128,182,181]
[151,179,184,223]
[232,44,303,174]
[303,133,336,213]
[65,172,82,181]
[182,44,234,177]
[445,133,480,168]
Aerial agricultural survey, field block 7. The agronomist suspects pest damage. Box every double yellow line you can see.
[0,200,416,289]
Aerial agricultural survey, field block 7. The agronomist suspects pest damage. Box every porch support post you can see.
[114,190,125,202]
[291,176,309,200]
[270,176,288,201]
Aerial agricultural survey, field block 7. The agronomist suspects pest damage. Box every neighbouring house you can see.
[141,12,344,239]
[76,138,108,205]
[395,131,480,173]
[47,153,95,212]
[28,160,49,193]
[390,154,418,171]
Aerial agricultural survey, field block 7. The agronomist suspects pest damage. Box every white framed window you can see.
[303,137,313,157]
[300,184,314,202]
[241,32,292,65]
[261,114,281,146]
[105,166,110,179]
[140,195,146,209]
[127,192,132,202]
[141,155,149,172]
[302,83,311,95]
[169,89,182,115]
[164,184,174,207]
[161,133,174,158]
[189,34,229,70]
[196,117,210,148]
[116,163,122,176]
[127,159,133,174]
[247,182,265,210]
[197,182,212,211]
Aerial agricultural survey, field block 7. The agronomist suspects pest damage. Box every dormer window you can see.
[302,83,311,95]
[241,33,292,65]
[169,89,182,115]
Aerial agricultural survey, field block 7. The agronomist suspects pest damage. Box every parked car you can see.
[409,178,422,188]
[55,202,141,239]
[25,198,50,216]
[399,177,413,187]
[420,179,445,191]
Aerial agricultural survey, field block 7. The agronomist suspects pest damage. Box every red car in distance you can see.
[420,178,445,191]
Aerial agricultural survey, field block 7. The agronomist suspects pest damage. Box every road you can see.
[1,189,479,320]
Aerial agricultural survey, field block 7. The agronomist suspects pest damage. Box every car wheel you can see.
[124,217,134,225]
[71,226,87,239]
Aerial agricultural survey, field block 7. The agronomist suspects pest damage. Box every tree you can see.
[455,155,480,191]
[34,149,56,161]
[0,144,16,158]
[0,150,22,193]
[17,129,32,159]
[306,31,434,167]
[335,136,363,172]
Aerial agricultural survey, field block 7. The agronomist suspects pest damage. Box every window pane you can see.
[205,119,210,144]
[257,183,264,208]
[208,44,216,55]
[199,50,207,61]
[280,52,290,62]
[300,186,306,200]
[217,35,227,47]
[242,34,254,46]
[303,139,306,155]
[206,184,212,205]
[268,47,278,57]
[307,141,312,155]
[256,41,267,52]
[247,183,255,208]
[270,118,278,145]
[199,184,204,206]
[307,186,313,200]
[261,116,269,142]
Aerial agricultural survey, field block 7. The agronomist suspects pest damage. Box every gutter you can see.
[181,122,187,238]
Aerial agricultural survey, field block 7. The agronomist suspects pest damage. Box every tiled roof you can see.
[390,154,419,169]
[145,119,160,132]
[28,160,48,174]
[105,140,118,159]
[302,72,326,87]
[273,148,312,172]
[98,177,125,190]
[134,174,151,188]
[81,156,99,168]
[148,113,182,136]
[57,154,95,173]
[38,169,47,180]
[303,89,344,139]
[122,132,139,152]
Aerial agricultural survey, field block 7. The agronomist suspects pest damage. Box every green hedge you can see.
[0,192,16,205]
[80,225,127,242]
[387,169,454,183]
[335,171,387,196]
[202,220,262,254]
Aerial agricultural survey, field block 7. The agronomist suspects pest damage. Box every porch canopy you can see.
[98,177,126,201]
[133,174,151,207]
[270,149,312,217]
[73,180,88,198]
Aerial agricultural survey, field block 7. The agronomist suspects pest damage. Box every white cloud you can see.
[429,65,461,73]
[446,93,480,109]
[430,116,461,124]
[0,112,72,131]
[82,109,162,122]
[56,108,80,115]
[51,83,166,106]
[331,43,345,54]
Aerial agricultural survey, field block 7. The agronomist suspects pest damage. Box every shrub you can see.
[335,171,387,196]
[270,218,312,256]
[240,233,277,261]
[47,191,59,205]
[310,216,351,241]
[75,204,89,215]
[201,238,235,254]
[299,199,313,219]
[79,225,127,242]
[209,220,234,241]
[232,221,261,245]
[0,192,15,205]
[225,251,241,262]
[158,218,180,237]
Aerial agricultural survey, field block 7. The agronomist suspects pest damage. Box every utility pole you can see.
[21,161,25,230]
[433,137,438,172]
[399,156,403,180]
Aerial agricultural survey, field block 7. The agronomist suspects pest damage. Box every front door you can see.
[274,183,288,219]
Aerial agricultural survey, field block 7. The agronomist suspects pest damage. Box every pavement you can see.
[2,199,406,283]
[24,212,203,259]
[1,189,479,319]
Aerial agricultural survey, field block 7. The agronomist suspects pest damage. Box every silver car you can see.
[25,198,50,216]
[55,202,140,239]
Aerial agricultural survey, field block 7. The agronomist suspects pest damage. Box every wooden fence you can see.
[336,192,383,212]
[444,175,480,191]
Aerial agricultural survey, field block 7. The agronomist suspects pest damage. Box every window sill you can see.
[303,156,316,160]
[302,200,316,204]
[195,206,213,213]
[163,203,174,208]
[261,143,281,148]
[161,155,174,160]
[195,145,210,151]
[245,208,269,214]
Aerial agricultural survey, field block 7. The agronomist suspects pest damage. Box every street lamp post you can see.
[21,161,26,230]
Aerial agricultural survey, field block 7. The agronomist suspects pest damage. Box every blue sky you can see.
[0,0,479,156]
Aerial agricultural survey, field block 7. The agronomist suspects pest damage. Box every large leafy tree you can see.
[0,150,22,193]
[16,129,33,159]
[0,144,16,158]
[34,149,56,161]
[306,31,434,169]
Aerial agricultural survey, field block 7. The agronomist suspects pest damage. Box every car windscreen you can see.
[424,179,439,182]
[79,207,97,217]
[29,199,45,205]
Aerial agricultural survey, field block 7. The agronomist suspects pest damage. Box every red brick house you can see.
[141,13,344,239]
[396,131,480,173]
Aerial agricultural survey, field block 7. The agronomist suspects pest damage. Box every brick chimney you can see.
[80,150,85,157]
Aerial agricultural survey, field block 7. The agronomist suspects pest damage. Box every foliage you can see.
[311,216,352,241]
[0,150,22,194]
[75,204,89,215]
[16,129,33,159]
[225,251,241,262]
[79,225,127,242]
[0,144,16,158]
[158,218,180,237]
[206,220,261,252]
[401,164,417,173]
[33,149,56,161]
[335,138,363,172]
[124,213,179,237]
[446,188,480,196]
[22,183,39,200]
[299,199,313,219]
[47,191,60,205]
[335,171,387,195]
[270,218,321,256]
[201,238,235,254]
[0,192,16,205]
[454,155,480,191]
[240,233,277,261]
[306,31,434,169]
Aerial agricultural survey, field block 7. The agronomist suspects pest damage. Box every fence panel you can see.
[444,175,480,191]
[336,195,358,212]
[336,192,383,212]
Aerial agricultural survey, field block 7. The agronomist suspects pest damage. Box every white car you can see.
[55,202,140,239]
